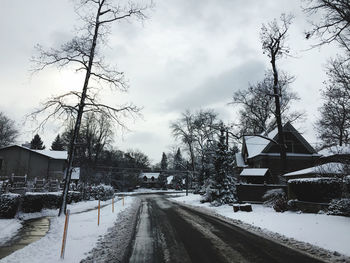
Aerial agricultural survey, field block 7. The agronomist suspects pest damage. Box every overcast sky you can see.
[0,0,340,164]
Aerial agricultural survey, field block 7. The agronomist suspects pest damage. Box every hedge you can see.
[288,177,348,202]
[0,193,21,218]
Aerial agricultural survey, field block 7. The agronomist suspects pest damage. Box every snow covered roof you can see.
[0,145,67,160]
[167,176,174,184]
[318,145,350,157]
[235,152,248,167]
[141,173,160,179]
[33,149,67,160]
[283,162,346,177]
[244,129,278,158]
[240,168,269,177]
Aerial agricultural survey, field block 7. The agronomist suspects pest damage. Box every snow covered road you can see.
[126,194,325,263]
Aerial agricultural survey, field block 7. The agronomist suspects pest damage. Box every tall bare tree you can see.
[231,72,302,135]
[30,0,151,215]
[260,13,294,174]
[0,112,18,148]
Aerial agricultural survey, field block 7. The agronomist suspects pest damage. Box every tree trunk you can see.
[271,55,287,175]
[58,5,102,216]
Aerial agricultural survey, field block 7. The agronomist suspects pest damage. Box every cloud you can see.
[163,59,266,112]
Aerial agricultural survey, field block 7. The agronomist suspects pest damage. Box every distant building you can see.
[0,145,67,181]
[140,172,160,188]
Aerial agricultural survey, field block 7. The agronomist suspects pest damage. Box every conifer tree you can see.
[202,128,236,206]
[161,152,168,170]
[30,134,45,150]
[51,134,65,151]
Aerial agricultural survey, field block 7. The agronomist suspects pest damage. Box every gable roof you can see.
[141,172,160,179]
[243,122,317,159]
[0,145,67,160]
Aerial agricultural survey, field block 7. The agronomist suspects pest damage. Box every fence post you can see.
[98,200,100,226]
[60,209,70,259]
[112,197,114,213]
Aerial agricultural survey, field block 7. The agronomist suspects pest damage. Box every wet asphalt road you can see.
[129,195,325,263]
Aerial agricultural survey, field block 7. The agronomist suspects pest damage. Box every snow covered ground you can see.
[170,193,350,258]
[0,220,22,247]
[120,188,184,195]
[0,196,135,263]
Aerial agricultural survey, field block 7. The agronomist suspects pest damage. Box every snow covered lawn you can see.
[170,193,350,257]
[1,196,135,263]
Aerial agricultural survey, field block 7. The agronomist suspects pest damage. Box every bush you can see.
[0,193,21,218]
[88,184,114,201]
[263,188,288,212]
[22,193,44,213]
[328,198,350,217]
[67,191,83,204]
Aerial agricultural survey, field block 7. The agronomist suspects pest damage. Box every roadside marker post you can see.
[98,200,100,226]
[122,196,124,206]
[112,197,114,213]
[60,209,70,259]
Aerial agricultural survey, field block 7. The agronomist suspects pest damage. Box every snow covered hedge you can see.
[288,177,346,202]
[0,193,21,218]
[328,199,350,217]
[85,184,114,201]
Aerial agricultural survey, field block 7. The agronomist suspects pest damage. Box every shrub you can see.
[22,193,44,213]
[0,193,21,218]
[263,188,288,212]
[328,198,350,217]
[88,184,114,201]
[67,191,83,203]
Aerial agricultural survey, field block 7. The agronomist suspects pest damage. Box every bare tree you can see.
[171,110,196,175]
[29,0,151,215]
[260,13,294,174]
[316,57,350,148]
[0,112,18,148]
[231,71,303,135]
[303,0,350,54]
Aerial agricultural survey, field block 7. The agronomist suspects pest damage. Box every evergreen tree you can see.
[51,134,65,151]
[173,148,184,170]
[30,134,45,150]
[201,128,236,206]
[160,152,168,170]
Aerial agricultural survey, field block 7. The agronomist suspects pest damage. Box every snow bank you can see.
[171,193,350,257]
[1,196,135,263]
[0,219,22,246]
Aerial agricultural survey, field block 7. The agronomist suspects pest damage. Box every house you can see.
[0,145,67,181]
[236,122,320,182]
[140,172,160,188]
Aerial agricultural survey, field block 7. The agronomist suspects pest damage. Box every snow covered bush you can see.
[0,193,20,218]
[88,184,114,201]
[328,199,350,217]
[262,188,288,212]
[67,191,83,203]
